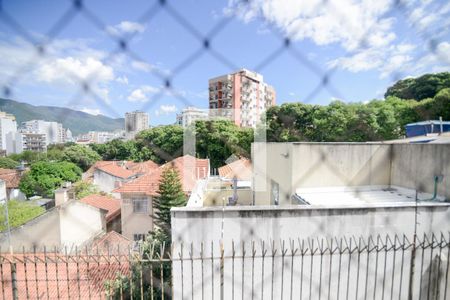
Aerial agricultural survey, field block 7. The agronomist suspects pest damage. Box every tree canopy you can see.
[0,157,19,169]
[19,161,82,197]
[62,144,101,171]
[384,72,450,101]
[264,90,449,143]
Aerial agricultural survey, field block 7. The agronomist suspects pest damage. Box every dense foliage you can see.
[0,200,45,231]
[90,139,151,162]
[264,91,450,142]
[195,120,253,168]
[62,144,101,171]
[90,121,252,169]
[384,72,450,101]
[19,161,82,197]
[72,181,99,199]
[0,157,19,169]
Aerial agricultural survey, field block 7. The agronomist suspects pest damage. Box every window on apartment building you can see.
[271,180,279,205]
[132,198,148,213]
[133,234,146,241]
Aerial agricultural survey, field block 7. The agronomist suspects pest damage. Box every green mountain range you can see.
[0,98,124,136]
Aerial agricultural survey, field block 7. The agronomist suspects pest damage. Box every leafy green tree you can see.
[90,139,151,162]
[62,144,101,171]
[8,150,47,164]
[194,120,252,168]
[153,167,186,234]
[385,72,450,100]
[0,200,45,231]
[432,88,450,120]
[19,161,82,197]
[73,181,99,199]
[137,125,184,163]
[0,157,19,169]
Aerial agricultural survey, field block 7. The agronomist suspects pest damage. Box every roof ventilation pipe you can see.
[420,175,444,201]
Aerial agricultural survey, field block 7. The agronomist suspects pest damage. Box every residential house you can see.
[80,194,121,233]
[93,162,137,193]
[84,161,159,193]
[0,168,26,200]
[114,155,209,241]
[218,157,252,186]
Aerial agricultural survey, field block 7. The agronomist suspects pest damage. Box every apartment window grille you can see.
[132,198,148,213]
[133,233,146,241]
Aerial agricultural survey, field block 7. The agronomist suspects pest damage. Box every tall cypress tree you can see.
[153,166,186,235]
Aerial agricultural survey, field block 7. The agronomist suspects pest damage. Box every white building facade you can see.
[0,111,17,153]
[125,111,149,137]
[20,120,65,145]
[176,107,209,127]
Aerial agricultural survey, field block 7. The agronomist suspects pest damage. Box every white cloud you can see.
[106,21,146,36]
[160,104,177,113]
[226,0,395,51]
[116,76,129,85]
[38,56,114,85]
[131,60,154,72]
[226,0,450,78]
[155,104,177,116]
[0,37,115,103]
[127,85,160,102]
[81,107,102,115]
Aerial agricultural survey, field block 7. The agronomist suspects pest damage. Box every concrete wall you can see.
[0,201,105,252]
[391,144,450,200]
[8,188,26,201]
[171,203,450,299]
[93,169,123,193]
[120,193,153,240]
[252,143,450,205]
[58,201,105,248]
[172,203,450,251]
[253,143,292,205]
[252,143,392,205]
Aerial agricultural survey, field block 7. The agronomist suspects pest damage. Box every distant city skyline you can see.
[0,0,449,126]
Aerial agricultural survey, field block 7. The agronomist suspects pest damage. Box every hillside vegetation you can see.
[0,98,124,135]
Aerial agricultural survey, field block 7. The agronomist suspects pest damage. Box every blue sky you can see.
[0,0,449,127]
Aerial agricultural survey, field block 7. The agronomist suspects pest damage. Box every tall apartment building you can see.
[208,69,276,128]
[176,107,209,127]
[21,120,65,145]
[0,111,17,153]
[125,111,149,137]
[12,131,47,153]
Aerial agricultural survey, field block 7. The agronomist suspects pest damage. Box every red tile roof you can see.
[90,231,132,255]
[218,158,252,181]
[114,155,209,196]
[0,168,22,188]
[84,160,159,181]
[126,160,159,175]
[96,163,135,179]
[0,253,130,299]
[79,194,121,222]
